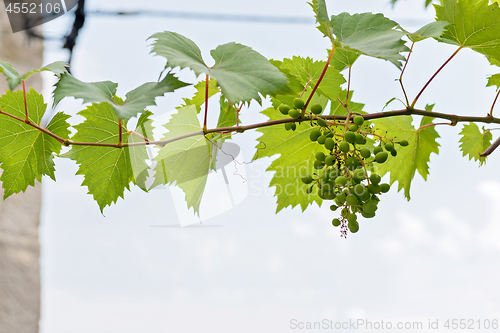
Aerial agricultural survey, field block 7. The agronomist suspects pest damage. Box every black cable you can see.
[63,0,86,67]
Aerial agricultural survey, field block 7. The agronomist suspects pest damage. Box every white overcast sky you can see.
[38,1,500,332]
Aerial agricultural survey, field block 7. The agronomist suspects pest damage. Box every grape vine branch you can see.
[0,0,499,235]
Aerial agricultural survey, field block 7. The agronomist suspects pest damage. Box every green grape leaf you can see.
[406,21,451,43]
[0,61,69,90]
[182,78,219,112]
[459,122,492,166]
[280,56,345,101]
[487,73,500,90]
[152,105,210,214]
[435,0,500,63]
[62,102,137,212]
[129,111,155,191]
[373,115,440,200]
[254,108,325,212]
[0,89,70,198]
[270,59,305,95]
[329,48,360,72]
[53,73,189,119]
[149,31,288,105]
[331,12,410,68]
[309,0,334,43]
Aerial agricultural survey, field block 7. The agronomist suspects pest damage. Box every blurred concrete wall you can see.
[0,4,44,333]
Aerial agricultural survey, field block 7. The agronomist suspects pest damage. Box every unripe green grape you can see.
[279,104,291,115]
[385,142,394,151]
[317,118,327,127]
[355,133,365,144]
[314,160,325,169]
[367,183,381,194]
[380,183,390,193]
[341,207,350,217]
[339,141,350,153]
[311,104,323,115]
[288,109,301,118]
[294,98,305,109]
[375,151,388,163]
[306,186,313,194]
[370,173,381,184]
[359,190,371,202]
[347,213,357,223]
[325,155,336,166]
[301,174,313,184]
[335,176,347,186]
[362,201,377,214]
[391,150,397,157]
[346,194,358,205]
[373,146,383,155]
[285,123,296,131]
[332,218,341,227]
[353,116,364,126]
[344,131,356,143]
[315,151,326,161]
[345,156,359,170]
[348,221,359,233]
[353,184,366,196]
[330,204,338,211]
[317,135,327,144]
[324,138,335,150]
[322,181,335,192]
[335,193,346,205]
[310,128,322,142]
[319,187,336,200]
[399,139,409,146]
[360,148,371,159]
[361,211,376,219]
[349,124,358,132]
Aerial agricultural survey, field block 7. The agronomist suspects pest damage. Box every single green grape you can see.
[315,152,326,161]
[353,116,364,126]
[352,169,366,183]
[294,98,305,110]
[279,104,291,115]
[311,104,323,115]
[324,138,335,150]
[344,131,356,144]
[370,173,381,184]
[361,211,376,219]
[345,156,359,170]
[346,194,358,205]
[317,118,327,127]
[385,142,394,151]
[325,155,336,166]
[285,123,296,131]
[362,201,377,214]
[399,139,409,147]
[348,221,359,233]
[310,128,322,141]
[349,124,358,132]
[373,146,383,155]
[341,207,350,217]
[360,148,371,159]
[355,133,365,144]
[339,141,350,153]
[332,218,341,227]
[375,151,388,163]
[306,187,313,194]
[380,183,390,193]
[347,213,357,223]
[335,192,346,205]
[353,184,366,196]
[367,183,381,194]
[301,174,313,184]
[288,109,301,119]
[330,204,338,211]
[335,176,347,186]
[318,135,327,144]
[391,150,397,157]
[314,160,325,169]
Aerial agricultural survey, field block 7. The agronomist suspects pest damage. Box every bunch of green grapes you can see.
[279,98,409,237]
